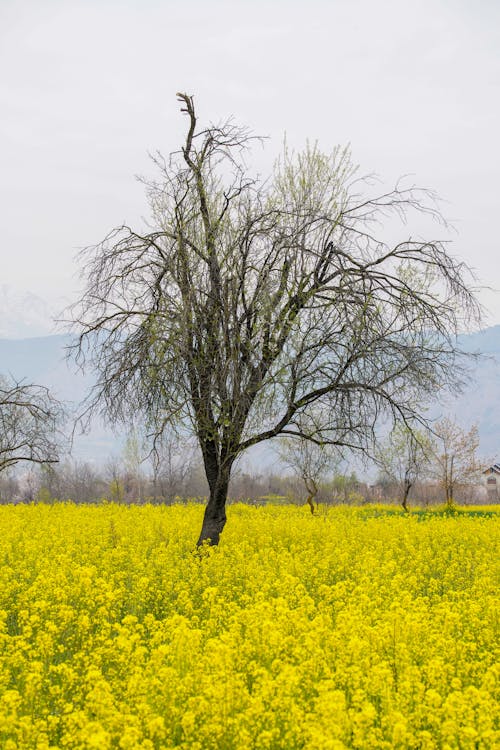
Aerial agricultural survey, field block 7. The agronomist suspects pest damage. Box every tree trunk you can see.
[445,486,454,508]
[446,456,454,507]
[196,471,230,546]
[304,478,318,515]
[401,480,412,512]
[305,493,316,514]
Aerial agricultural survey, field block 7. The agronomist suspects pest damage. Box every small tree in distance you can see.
[331,471,362,505]
[428,418,484,507]
[70,93,480,545]
[375,424,431,511]
[0,375,63,474]
[278,429,340,513]
[150,431,198,503]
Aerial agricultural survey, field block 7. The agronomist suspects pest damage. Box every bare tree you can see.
[70,93,480,544]
[428,418,484,507]
[105,455,126,503]
[374,424,431,511]
[331,470,363,505]
[150,432,197,503]
[278,423,339,513]
[0,469,19,504]
[0,375,63,474]
[122,427,146,503]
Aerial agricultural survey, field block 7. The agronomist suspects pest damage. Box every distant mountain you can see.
[460,325,500,355]
[0,334,71,389]
[447,326,500,457]
[0,334,120,463]
[0,285,59,338]
[1,327,500,464]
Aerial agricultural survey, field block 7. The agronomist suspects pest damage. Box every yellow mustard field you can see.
[0,504,498,750]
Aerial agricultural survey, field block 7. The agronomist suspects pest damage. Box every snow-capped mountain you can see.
[0,285,69,339]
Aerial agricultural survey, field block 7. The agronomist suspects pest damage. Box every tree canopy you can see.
[375,424,431,511]
[428,418,484,507]
[0,375,62,474]
[71,93,480,544]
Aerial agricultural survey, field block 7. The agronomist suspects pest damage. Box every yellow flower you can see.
[0,502,497,749]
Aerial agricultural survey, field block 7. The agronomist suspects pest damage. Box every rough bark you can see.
[305,477,318,515]
[401,484,410,512]
[401,476,412,512]
[305,493,316,514]
[197,477,229,546]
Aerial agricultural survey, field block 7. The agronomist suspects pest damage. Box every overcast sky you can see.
[1,0,499,324]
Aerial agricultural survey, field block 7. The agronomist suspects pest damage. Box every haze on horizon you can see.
[1,0,499,328]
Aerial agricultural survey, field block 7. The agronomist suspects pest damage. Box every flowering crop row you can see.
[0,503,498,749]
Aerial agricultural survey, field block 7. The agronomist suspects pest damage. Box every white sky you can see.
[1,0,500,323]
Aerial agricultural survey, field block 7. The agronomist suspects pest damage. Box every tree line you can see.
[0,418,488,509]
